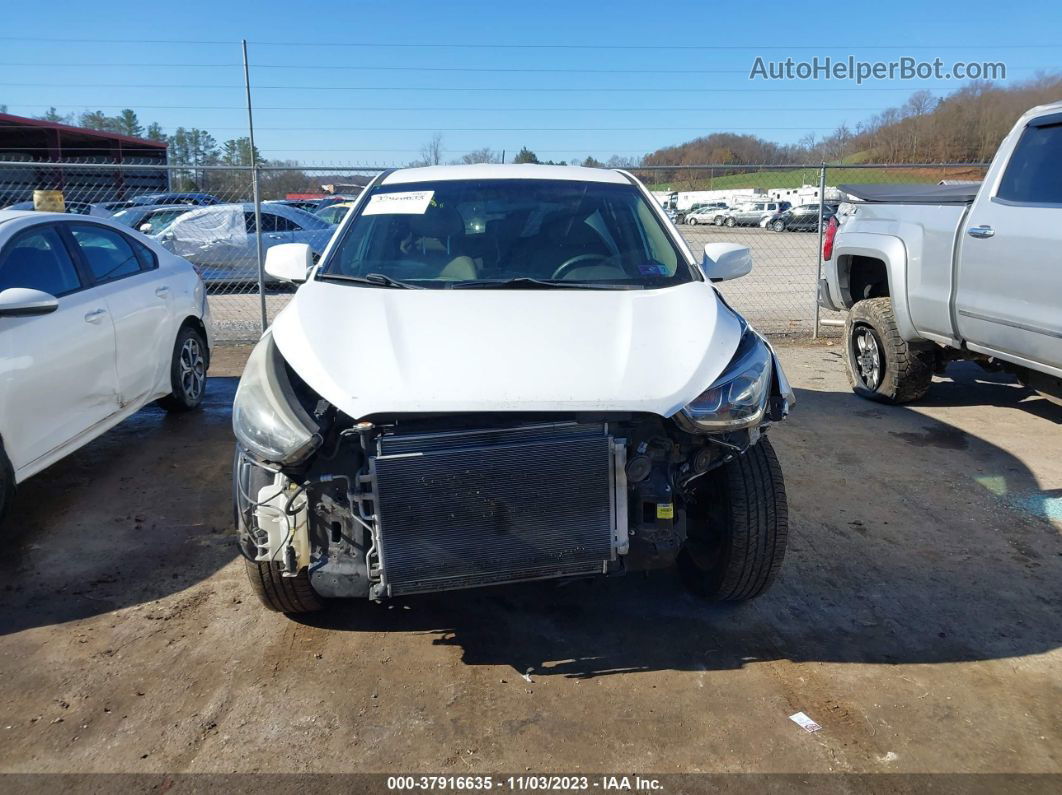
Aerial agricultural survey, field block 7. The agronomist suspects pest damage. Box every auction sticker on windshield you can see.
[363,190,435,215]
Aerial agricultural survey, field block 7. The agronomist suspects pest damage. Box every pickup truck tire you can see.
[845,297,933,403]
[678,437,788,601]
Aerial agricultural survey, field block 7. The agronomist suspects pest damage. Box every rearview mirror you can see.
[702,243,752,281]
[265,243,314,284]
[139,222,153,234]
[0,287,59,318]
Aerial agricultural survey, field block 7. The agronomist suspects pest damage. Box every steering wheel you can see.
[551,253,609,280]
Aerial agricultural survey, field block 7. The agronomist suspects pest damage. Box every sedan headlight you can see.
[232,332,321,464]
[677,330,774,431]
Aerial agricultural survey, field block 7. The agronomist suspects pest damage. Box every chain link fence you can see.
[0,160,988,343]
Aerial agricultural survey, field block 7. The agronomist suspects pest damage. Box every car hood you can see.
[271,279,744,419]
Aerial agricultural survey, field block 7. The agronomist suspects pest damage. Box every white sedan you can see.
[0,210,212,522]
[154,203,335,285]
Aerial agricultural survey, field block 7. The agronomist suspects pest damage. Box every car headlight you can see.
[232,332,321,464]
[677,330,774,431]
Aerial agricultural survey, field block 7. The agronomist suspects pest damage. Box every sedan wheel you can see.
[687,217,697,226]
[725,217,736,227]
[772,220,785,232]
[157,325,209,412]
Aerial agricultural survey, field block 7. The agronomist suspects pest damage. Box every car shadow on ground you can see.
[3,366,1060,681]
[0,377,239,637]
[297,365,1062,677]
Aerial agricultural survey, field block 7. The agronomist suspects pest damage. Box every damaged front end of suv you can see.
[232,167,794,614]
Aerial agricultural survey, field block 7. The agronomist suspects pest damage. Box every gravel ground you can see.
[0,343,1059,778]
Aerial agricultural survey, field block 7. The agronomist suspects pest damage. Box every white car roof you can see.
[381,163,631,186]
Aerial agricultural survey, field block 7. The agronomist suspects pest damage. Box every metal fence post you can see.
[242,39,267,334]
[813,162,827,339]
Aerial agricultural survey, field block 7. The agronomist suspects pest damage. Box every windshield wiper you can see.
[451,277,624,290]
[318,272,422,289]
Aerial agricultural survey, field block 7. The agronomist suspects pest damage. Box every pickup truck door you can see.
[956,114,1062,371]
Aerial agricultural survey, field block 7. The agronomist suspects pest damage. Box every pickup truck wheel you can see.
[845,297,933,403]
[234,448,324,614]
[678,437,788,601]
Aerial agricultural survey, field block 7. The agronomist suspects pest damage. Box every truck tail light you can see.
[822,215,838,261]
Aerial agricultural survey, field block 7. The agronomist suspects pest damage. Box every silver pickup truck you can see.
[819,101,1062,404]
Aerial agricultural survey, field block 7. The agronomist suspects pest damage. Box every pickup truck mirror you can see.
[265,242,314,283]
[0,287,59,318]
[702,243,752,281]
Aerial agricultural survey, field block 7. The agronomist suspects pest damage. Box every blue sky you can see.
[2,0,1060,165]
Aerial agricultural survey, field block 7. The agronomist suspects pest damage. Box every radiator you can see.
[369,423,625,596]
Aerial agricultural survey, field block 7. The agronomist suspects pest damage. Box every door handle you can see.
[155,286,170,298]
[84,308,107,324]
[265,233,284,239]
[968,225,995,239]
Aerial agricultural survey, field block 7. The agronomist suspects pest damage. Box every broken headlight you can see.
[232,331,321,465]
[677,329,773,432]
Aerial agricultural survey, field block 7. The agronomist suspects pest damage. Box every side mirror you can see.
[702,243,752,281]
[139,222,153,234]
[0,287,59,318]
[265,243,314,284]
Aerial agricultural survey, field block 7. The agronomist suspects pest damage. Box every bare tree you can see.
[419,133,444,166]
[459,147,500,164]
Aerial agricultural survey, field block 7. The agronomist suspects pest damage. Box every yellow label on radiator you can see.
[656,503,674,520]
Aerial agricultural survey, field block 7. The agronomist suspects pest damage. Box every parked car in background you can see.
[265,199,324,213]
[111,204,194,235]
[233,163,793,614]
[314,200,357,225]
[0,210,212,523]
[819,101,1062,405]
[684,203,731,225]
[717,201,790,227]
[154,202,334,285]
[768,203,837,232]
[129,192,220,207]
[4,200,114,218]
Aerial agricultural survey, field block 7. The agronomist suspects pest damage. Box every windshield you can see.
[321,178,693,288]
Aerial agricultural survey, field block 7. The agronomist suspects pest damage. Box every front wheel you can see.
[772,220,785,232]
[157,325,208,412]
[724,217,736,228]
[844,297,934,403]
[678,437,788,601]
[687,217,697,226]
[234,448,324,614]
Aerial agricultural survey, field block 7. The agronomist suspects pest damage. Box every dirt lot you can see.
[0,342,1059,776]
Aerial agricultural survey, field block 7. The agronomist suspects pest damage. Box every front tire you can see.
[844,298,934,404]
[687,217,697,226]
[234,448,324,614]
[678,437,788,601]
[725,217,736,227]
[157,325,208,412]
[772,220,785,232]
